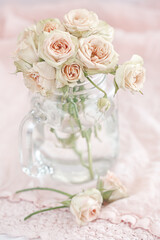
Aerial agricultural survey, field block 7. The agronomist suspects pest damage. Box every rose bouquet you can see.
[14,9,145,181]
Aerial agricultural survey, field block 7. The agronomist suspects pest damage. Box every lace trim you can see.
[100,206,160,237]
[0,198,159,240]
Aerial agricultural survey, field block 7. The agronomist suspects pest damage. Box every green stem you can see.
[86,136,94,180]
[84,73,107,98]
[69,98,94,179]
[73,146,89,169]
[94,125,102,142]
[16,187,72,198]
[69,98,83,132]
[51,128,61,141]
[24,206,67,221]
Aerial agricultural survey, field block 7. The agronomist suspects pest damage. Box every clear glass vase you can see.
[19,74,119,183]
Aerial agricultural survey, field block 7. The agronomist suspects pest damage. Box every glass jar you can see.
[19,74,119,183]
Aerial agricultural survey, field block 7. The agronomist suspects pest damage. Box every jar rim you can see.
[53,73,107,97]
[30,73,116,104]
[67,73,106,96]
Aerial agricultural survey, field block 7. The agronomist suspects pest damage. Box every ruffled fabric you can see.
[0,199,159,240]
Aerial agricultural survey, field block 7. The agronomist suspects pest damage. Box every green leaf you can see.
[59,85,69,96]
[114,78,119,95]
[39,58,45,62]
[61,200,71,207]
[110,64,119,75]
[73,96,78,103]
[50,128,55,133]
[80,96,85,102]
[139,90,144,95]
[102,190,115,201]
[96,177,104,192]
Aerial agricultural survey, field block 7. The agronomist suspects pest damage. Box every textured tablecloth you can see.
[0,1,160,239]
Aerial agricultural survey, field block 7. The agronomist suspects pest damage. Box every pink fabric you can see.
[0,1,160,239]
[0,199,159,240]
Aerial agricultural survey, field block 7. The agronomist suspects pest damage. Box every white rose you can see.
[36,18,65,35]
[56,59,85,87]
[23,61,56,96]
[101,171,128,202]
[70,188,103,225]
[38,30,78,68]
[14,59,31,73]
[16,25,39,65]
[63,9,99,37]
[91,20,114,42]
[115,55,145,92]
[78,35,118,74]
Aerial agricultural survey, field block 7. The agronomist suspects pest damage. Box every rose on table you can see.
[16,171,128,225]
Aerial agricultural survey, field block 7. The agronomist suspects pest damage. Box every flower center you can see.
[135,72,143,84]
[44,23,56,33]
[90,209,96,216]
[28,72,42,89]
[74,14,87,23]
[63,64,80,80]
[29,73,39,82]
[50,39,70,54]
[91,45,106,62]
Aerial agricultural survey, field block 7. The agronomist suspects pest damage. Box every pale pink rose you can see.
[38,30,78,68]
[101,171,128,202]
[78,35,118,74]
[70,188,103,225]
[16,25,39,65]
[56,59,85,87]
[63,9,99,37]
[91,20,114,42]
[36,18,65,35]
[23,62,56,96]
[115,55,145,92]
